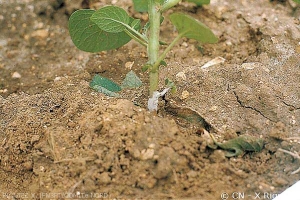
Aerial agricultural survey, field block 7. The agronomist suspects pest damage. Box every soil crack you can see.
[276,96,300,110]
[282,101,300,110]
[233,91,275,122]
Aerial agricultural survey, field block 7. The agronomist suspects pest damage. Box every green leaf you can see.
[90,6,130,33]
[209,134,264,157]
[185,0,210,6]
[293,0,300,3]
[165,78,177,93]
[142,22,150,35]
[69,9,132,52]
[159,40,168,45]
[131,18,141,30]
[91,85,120,97]
[90,74,121,96]
[142,64,151,72]
[160,60,167,66]
[132,0,148,12]
[121,70,142,88]
[169,12,218,44]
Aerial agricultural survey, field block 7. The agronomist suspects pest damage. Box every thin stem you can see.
[123,23,149,44]
[148,0,161,96]
[106,17,149,44]
[160,0,181,12]
[124,29,147,47]
[152,31,186,71]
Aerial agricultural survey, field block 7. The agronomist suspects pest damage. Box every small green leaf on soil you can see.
[90,74,121,96]
[68,9,132,52]
[169,12,218,43]
[293,0,300,4]
[142,64,151,72]
[165,78,177,93]
[160,60,167,66]
[210,134,264,157]
[186,0,210,6]
[90,6,130,33]
[121,70,142,89]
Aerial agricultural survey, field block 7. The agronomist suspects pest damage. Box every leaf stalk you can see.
[152,31,186,71]
[124,29,147,47]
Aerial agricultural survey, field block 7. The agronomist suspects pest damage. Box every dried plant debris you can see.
[209,134,265,157]
[164,99,216,132]
[278,148,300,174]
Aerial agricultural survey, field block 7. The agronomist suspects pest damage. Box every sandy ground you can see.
[0,0,300,199]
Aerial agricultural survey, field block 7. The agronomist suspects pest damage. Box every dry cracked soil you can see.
[0,0,300,199]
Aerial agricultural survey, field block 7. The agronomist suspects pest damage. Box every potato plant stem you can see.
[148,0,161,96]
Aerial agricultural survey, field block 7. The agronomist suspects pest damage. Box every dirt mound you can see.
[1,0,300,199]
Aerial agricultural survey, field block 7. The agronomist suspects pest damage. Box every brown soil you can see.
[1,0,300,199]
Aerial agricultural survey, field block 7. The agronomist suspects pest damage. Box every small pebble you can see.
[146,177,157,189]
[176,71,186,81]
[125,61,134,69]
[31,29,49,39]
[22,161,33,171]
[187,170,198,179]
[97,172,111,184]
[12,72,21,78]
[140,148,154,160]
[148,143,155,149]
[273,177,289,187]
[30,135,40,144]
[54,77,61,82]
[181,90,189,99]
[209,106,218,111]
